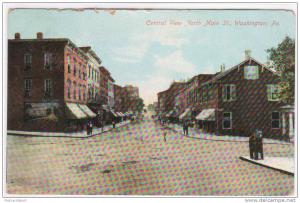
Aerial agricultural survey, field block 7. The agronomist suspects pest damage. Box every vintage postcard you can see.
[3,2,297,202]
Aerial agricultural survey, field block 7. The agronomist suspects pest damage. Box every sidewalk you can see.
[239,156,294,176]
[7,120,131,138]
[164,123,292,145]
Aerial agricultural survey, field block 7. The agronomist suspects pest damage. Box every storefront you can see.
[196,108,216,132]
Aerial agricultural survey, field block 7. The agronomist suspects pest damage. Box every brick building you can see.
[196,52,289,139]
[179,74,214,120]
[122,85,141,114]
[8,32,96,132]
[114,84,123,112]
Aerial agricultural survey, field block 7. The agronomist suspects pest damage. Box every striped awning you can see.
[78,104,97,118]
[179,108,191,120]
[110,110,118,117]
[66,103,87,119]
[196,109,215,121]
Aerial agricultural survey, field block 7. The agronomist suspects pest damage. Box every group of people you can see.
[249,130,264,160]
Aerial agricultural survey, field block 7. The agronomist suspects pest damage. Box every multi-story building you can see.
[8,32,96,132]
[124,85,139,98]
[114,84,123,112]
[157,90,167,117]
[162,82,186,121]
[108,76,115,109]
[79,46,101,107]
[122,85,140,113]
[179,74,214,120]
[196,51,291,139]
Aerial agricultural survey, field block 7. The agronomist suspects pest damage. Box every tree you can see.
[147,104,154,111]
[136,98,145,113]
[267,36,295,104]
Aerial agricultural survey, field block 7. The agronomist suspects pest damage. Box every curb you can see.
[163,125,292,145]
[7,122,131,139]
[239,156,294,176]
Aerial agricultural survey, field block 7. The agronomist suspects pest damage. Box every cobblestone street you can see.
[6,113,294,195]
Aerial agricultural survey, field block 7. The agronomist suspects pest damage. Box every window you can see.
[83,85,86,101]
[208,84,213,100]
[89,65,91,78]
[67,80,71,99]
[271,112,280,129]
[78,85,81,100]
[24,79,32,97]
[44,53,52,70]
[24,54,32,70]
[223,84,236,102]
[244,65,259,80]
[67,56,71,73]
[73,82,77,100]
[267,85,280,101]
[202,86,208,102]
[73,59,76,76]
[223,112,232,129]
[44,79,52,97]
[79,69,81,79]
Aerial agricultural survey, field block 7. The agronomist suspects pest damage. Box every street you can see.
[6,112,294,195]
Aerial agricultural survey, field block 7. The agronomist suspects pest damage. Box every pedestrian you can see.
[249,132,256,159]
[101,120,104,132]
[182,121,186,135]
[256,130,264,160]
[86,122,90,135]
[89,121,93,135]
[163,130,167,143]
[185,121,189,136]
[112,120,116,129]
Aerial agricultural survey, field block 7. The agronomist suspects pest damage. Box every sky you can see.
[8,9,295,105]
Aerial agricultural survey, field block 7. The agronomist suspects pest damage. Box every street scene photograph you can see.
[4,3,296,200]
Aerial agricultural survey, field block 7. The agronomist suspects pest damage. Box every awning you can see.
[120,112,125,117]
[102,105,110,112]
[196,109,215,121]
[110,110,118,117]
[66,103,87,119]
[116,112,123,117]
[78,104,97,118]
[179,108,191,120]
[166,110,174,118]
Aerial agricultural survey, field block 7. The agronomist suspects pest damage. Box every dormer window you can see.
[244,65,259,80]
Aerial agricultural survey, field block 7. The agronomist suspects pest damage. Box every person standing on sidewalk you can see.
[186,121,189,136]
[182,121,186,135]
[249,133,256,159]
[89,121,93,135]
[86,122,90,135]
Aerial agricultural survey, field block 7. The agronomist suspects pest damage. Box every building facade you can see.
[79,46,101,106]
[197,53,286,139]
[8,32,96,132]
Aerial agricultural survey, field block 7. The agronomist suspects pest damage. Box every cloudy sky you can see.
[8,9,295,105]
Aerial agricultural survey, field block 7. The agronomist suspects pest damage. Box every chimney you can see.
[14,33,20,40]
[37,32,43,39]
[245,49,251,60]
[220,64,225,72]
